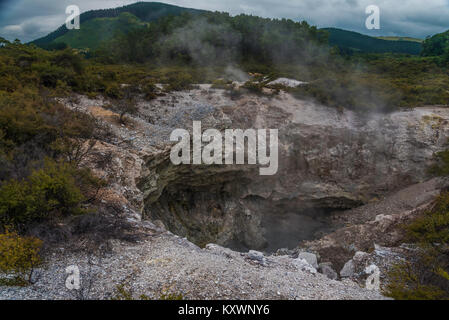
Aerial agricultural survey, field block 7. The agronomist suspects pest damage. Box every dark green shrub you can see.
[51,49,84,74]
[0,229,42,285]
[241,80,264,94]
[0,160,89,227]
[105,83,123,99]
[38,65,72,88]
[429,150,449,176]
[164,72,193,91]
[385,192,449,300]
[211,79,234,90]
[141,82,158,100]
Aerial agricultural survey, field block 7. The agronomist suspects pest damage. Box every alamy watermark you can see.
[66,5,80,30]
[170,121,279,175]
[365,5,380,30]
[365,264,381,290]
[65,265,80,290]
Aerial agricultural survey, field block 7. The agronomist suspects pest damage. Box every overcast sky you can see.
[1,0,449,42]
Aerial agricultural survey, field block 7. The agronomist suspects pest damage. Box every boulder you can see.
[297,252,318,269]
[353,251,369,262]
[293,258,317,274]
[340,259,355,278]
[318,262,338,280]
[247,250,266,265]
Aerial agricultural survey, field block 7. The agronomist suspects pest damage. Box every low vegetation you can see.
[0,38,111,285]
[384,151,449,300]
[324,28,422,55]
[385,192,449,300]
[0,229,42,286]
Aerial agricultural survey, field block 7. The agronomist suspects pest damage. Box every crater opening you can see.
[259,207,342,253]
[144,185,347,253]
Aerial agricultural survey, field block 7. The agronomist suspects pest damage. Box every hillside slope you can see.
[31,2,204,48]
[421,29,449,57]
[51,12,147,50]
[323,28,422,55]
[32,2,423,56]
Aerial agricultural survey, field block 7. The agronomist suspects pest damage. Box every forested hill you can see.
[421,29,449,58]
[323,28,422,55]
[31,2,205,49]
[32,2,424,55]
[91,11,328,65]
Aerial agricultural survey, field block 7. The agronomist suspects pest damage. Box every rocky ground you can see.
[0,224,386,300]
[301,177,449,271]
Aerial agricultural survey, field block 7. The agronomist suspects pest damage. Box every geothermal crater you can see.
[134,87,449,253]
[68,86,449,254]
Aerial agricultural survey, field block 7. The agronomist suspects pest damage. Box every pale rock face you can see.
[136,89,449,250]
[63,90,449,252]
[54,88,447,299]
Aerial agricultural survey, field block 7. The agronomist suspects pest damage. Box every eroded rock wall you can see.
[64,88,449,251]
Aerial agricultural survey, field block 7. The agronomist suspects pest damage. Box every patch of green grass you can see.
[376,36,423,43]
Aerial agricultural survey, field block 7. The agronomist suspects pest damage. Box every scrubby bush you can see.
[429,149,449,176]
[105,83,123,99]
[386,258,449,300]
[242,80,264,95]
[141,82,158,100]
[385,192,449,300]
[37,64,73,88]
[0,229,42,285]
[211,79,234,90]
[164,72,193,92]
[118,99,138,124]
[51,49,84,74]
[0,160,92,227]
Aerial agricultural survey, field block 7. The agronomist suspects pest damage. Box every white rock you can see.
[247,250,266,264]
[293,258,317,274]
[297,252,319,269]
[267,77,307,87]
[353,251,369,262]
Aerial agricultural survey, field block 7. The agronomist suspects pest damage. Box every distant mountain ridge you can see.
[47,12,148,50]
[31,2,204,48]
[323,28,422,55]
[31,2,423,55]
